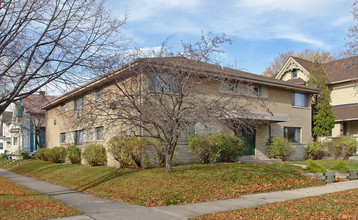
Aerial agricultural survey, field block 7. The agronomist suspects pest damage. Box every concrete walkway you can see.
[1,169,358,220]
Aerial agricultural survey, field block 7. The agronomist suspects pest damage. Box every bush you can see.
[35,148,51,161]
[266,136,294,161]
[329,136,358,160]
[21,152,31,159]
[108,136,146,168]
[305,142,325,160]
[304,161,327,173]
[47,147,67,163]
[189,133,246,163]
[83,144,107,166]
[67,145,81,164]
[329,161,349,171]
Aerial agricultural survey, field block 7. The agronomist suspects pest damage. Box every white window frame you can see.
[95,126,104,141]
[60,132,66,144]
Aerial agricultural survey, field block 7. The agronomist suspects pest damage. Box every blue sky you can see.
[109,0,353,74]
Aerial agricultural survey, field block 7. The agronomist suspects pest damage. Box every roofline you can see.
[43,58,321,110]
[335,118,358,122]
[328,78,358,85]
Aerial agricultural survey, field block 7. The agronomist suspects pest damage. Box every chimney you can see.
[39,91,45,96]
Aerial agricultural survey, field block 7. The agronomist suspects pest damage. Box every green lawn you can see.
[2,160,323,207]
[286,160,358,170]
[194,189,358,219]
[0,176,81,219]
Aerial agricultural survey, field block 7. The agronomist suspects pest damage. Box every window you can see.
[95,126,104,141]
[253,85,261,95]
[12,137,18,145]
[74,97,83,111]
[284,127,301,143]
[292,92,308,107]
[95,88,104,100]
[60,103,66,113]
[292,69,298,78]
[74,130,83,145]
[60,133,66,144]
[221,80,238,94]
[0,143,3,150]
[148,73,180,93]
[221,81,263,97]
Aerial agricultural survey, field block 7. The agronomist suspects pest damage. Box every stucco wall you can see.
[330,81,358,106]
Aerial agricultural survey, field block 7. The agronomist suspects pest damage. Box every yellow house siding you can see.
[330,82,358,106]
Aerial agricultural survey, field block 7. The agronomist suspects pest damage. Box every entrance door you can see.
[234,125,256,155]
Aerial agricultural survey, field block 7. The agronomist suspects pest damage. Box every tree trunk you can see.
[165,150,173,173]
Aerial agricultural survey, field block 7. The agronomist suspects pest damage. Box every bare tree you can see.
[263,49,337,77]
[82,33,268,173]
[346,0,358,55]
[0,0,127,115]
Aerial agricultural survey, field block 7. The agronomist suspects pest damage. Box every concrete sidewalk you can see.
[1,168,358,220]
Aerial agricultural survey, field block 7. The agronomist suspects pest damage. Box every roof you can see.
[332,103,358,121]
[1,111,12,124]
[323,56,358,84]
[43,57,321,110]
[23,94,57,114]
[291,56,314,73]
[289,56,358,84]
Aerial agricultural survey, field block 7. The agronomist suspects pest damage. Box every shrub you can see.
[35,148,51,161]
[67,145,81,164]
[266,136,294,161]
[329,136,358,160]
[189,133,246,163]
[304,161,327,173]
[21,152,31,159]
[108,136,146,168]
[329,161,349,171]
[83,144,107,166]
[47,147,67,163]
[305,142,325,160]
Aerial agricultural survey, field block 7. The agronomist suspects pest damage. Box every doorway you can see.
[234,124,256,155]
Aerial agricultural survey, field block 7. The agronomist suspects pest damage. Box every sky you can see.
[108,0,354,75]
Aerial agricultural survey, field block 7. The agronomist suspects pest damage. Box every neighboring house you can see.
[10,93,57,155]
[276,56,358,143]
[43,57,320,166]
[0,111,12,154]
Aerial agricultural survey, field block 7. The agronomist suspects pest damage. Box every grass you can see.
[193,189,358,219]
[0,176,81,219]
[287,160,358,170]
[2,159,323,207]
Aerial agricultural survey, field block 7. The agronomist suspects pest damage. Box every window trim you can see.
[292,92,308,108]
[74,130,83,145]
[148,73,180,94]
[60,132,66,144]
[284,127,301,143]
[95,87,104,100]
[74,97,83,111]
[95,126,104,141]
[292,69,298,78]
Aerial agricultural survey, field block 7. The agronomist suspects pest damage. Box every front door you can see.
[234,125,256,155]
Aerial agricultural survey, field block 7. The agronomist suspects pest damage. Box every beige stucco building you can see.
[276,56,358,144]
[43,57,319,165]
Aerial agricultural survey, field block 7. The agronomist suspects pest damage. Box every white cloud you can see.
[110,0,353,48]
